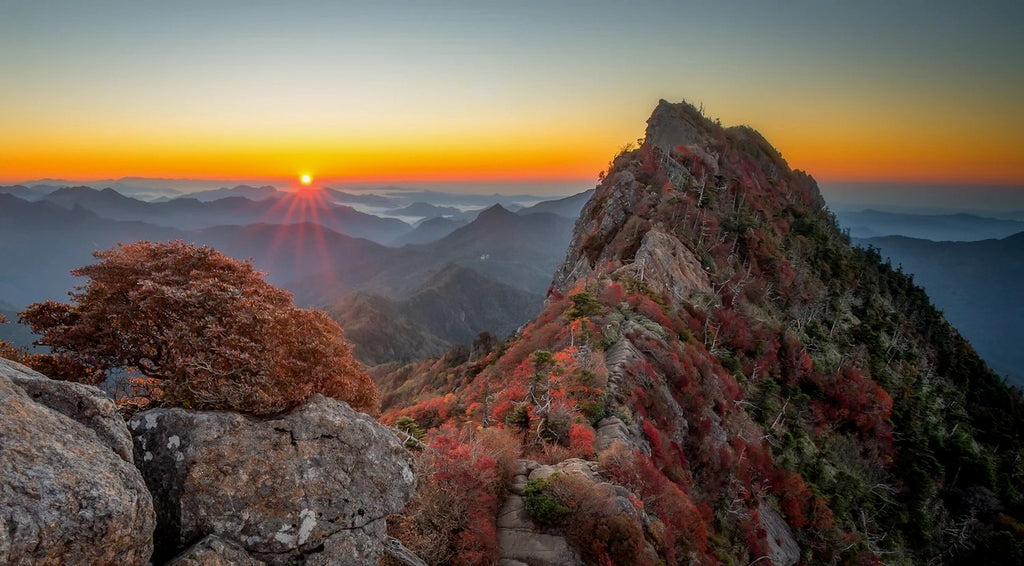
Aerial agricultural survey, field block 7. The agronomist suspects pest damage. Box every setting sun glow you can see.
[0,3,1020,187]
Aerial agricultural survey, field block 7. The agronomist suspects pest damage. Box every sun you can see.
[300,173,312,186]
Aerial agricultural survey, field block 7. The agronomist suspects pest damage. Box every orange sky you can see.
[1,2,1021,189]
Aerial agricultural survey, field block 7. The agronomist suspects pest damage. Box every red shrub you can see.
[569,423,597,458]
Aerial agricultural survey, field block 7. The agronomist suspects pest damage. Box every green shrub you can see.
[524,475,571,526]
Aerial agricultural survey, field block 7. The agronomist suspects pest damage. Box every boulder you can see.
[528,458,600,483]
[0,358,155,565]
[1,357,134,462]
[129,394,416,565]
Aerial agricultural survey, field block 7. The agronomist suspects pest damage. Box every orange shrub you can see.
[20,240,377,415]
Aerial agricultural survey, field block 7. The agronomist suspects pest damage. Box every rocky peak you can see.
[376,98,1024,565]
[644,98,719,155]
[552,98,815,294]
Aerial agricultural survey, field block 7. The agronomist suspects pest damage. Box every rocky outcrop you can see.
[594,416,646,454]
[613,228,711,303]
[129,394,416,565]
[552,100,723,296]
[552,169,646,292]
[497,459,664,566]
[0,358,155,565]
[497,460,583,566]
[644,99,719,157]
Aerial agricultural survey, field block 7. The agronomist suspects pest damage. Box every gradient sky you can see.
[1,1,1022,189]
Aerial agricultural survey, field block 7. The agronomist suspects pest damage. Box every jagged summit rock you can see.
[644,99,719,155]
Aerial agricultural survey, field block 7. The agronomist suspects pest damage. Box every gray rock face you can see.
[644,99,719,157]
[528,458,601,484]
[165,535,263,566]
[760,504,801,566]
[614,228,711,303]
[552,170,645,293]
[0,358,155,566]
[129,394,416,565]
[552,100,724,297]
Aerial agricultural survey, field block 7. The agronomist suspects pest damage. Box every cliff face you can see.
[382,100,1024,565]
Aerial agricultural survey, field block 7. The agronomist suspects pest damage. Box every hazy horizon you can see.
[7,176,1024,215]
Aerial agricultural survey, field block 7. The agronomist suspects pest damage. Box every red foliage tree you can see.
[19,240,377,415]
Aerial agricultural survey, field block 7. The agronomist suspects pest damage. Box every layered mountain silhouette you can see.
[388,202,465,218]
[36,186,411,242]
[517,188,594,218]
[0,193,183,305]
[0,184,61,201]
[183,184,279,202]
[389,216,469,246]
[0,191,576,362]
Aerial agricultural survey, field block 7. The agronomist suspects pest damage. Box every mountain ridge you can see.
[378,99,1024,565]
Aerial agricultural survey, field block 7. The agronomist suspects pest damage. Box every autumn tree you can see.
[20,240,378,415]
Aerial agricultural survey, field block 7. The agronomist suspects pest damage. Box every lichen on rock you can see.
[0,357,155,566]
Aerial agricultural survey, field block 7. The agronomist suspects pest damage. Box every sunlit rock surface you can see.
[0,358,155,565]
[130,394,415,565]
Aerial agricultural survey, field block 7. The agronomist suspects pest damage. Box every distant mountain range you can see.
[183,185,279,202]
[9,183,1022,382]
[388,202,464,218]
[324,292,449,366]
[837,208,1024,241]
[390,217,470,246]
[857,232,1024,385]
[0,193,183,306]
[0,189,583,363]
[32,186,411,242]
[289,204,574,305]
